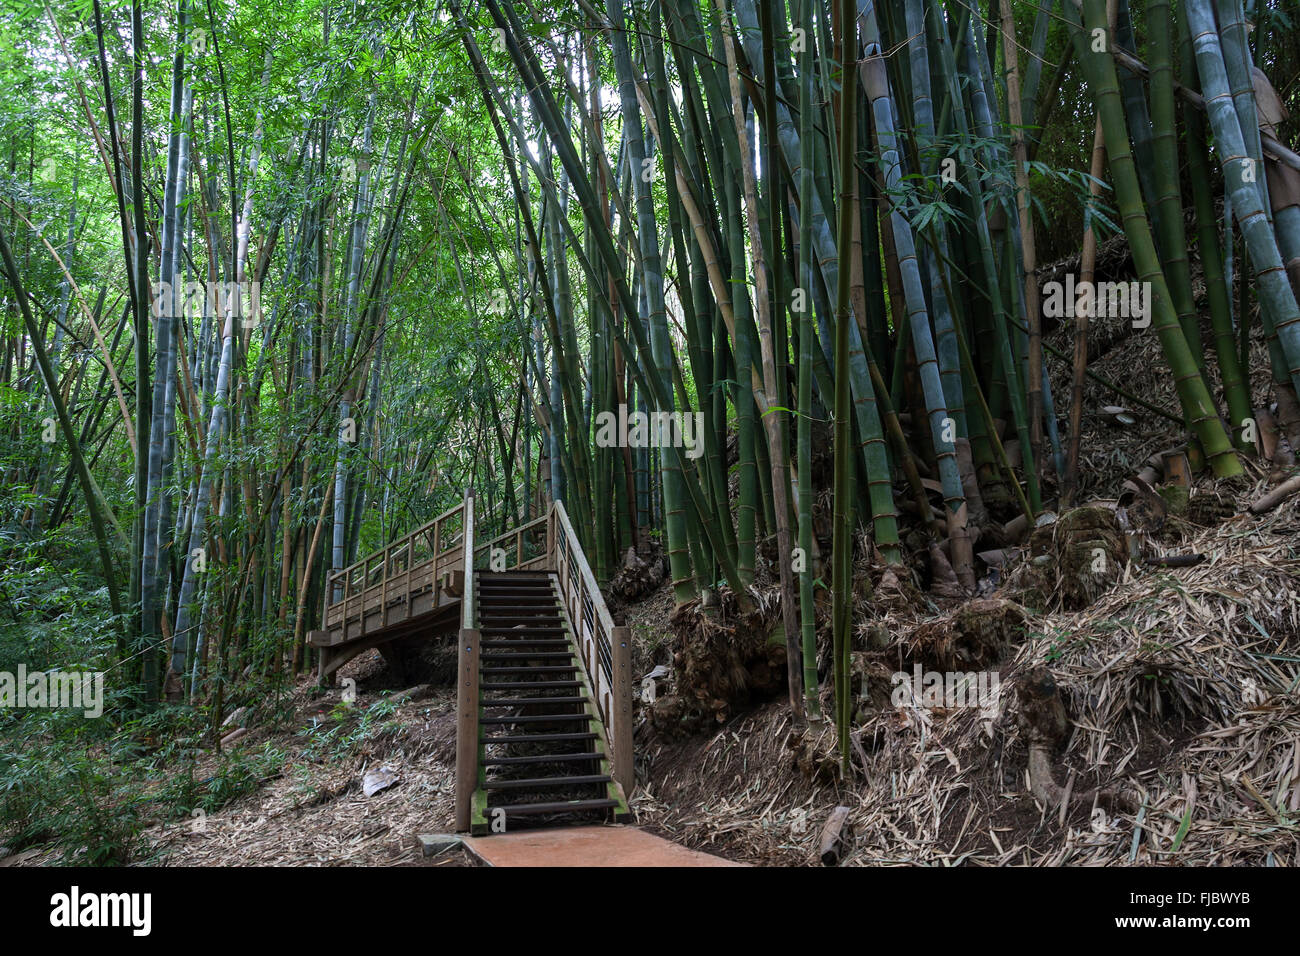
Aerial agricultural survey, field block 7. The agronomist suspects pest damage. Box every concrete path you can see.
[464,825,746,867]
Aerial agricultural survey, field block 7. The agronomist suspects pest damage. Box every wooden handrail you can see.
[551,500,634,796]
[325,498,466,603]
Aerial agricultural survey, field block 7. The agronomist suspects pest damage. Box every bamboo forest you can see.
[0,0,1298,880]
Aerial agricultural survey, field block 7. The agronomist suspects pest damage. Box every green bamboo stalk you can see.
[934,2,1041,511]
[611,0,695,603]
[731,0,901,561]
[795,0,819,720]
[1073,0,1242,475]
[832,0,859,772]
[859,2,973,587]
[1186,0,1300,398]
[0,223,123,622]
[1178,8,1255,450]
[1147,0,1206,365]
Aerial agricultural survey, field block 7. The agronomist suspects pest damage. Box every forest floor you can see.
[139,652,468,866]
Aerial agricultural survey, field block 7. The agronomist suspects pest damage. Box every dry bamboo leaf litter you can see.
[635,499,1299,866]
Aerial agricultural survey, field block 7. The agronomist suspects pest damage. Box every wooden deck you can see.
[307,501,469,680]
[305,497,577,681]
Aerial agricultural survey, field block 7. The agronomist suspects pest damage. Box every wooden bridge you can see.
[308,493,633,835]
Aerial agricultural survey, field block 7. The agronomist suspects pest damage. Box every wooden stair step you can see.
[480,606,561,612]
[480,680,582,690]
[484,774,611,791]
[480,627,566,636]
[481,752,604,767]
[481,651,574,661]
[480,713,592,725]
[487,798,619,816]
[481,731,598,744]
[481,640,570,649]
[482,696,587,706]
[480,609,562,617]
[480,665,579,674]
[479,616,564,627]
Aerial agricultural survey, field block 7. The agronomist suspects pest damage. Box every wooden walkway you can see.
[307,501,470,680]
[464,826,747,867]
[306,495,551,680]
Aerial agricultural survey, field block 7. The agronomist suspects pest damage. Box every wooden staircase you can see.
[314,491,634,836]
[455,495,635,835]
[470,571,631,834]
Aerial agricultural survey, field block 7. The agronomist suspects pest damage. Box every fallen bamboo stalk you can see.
[1250,474,1300,513]
[1144,553,1206,568]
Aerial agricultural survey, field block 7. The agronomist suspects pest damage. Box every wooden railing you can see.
[455,492,479,833]
[473,510,551,572]
[552,500,634,797]
[323,499,466,638]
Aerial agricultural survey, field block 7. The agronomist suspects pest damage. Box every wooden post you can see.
[381,545,390,627]
[342,573,351,640]
[611,624,635,796]
[454,491,477,832]
[432,515,441,601]
[454,626,480,833]
[404,540,412,618]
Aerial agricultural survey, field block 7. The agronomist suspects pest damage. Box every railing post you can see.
[381,546,390,627]
[342,573,352,640]
[404,540,412,613]
[455,491,478,833]
[454,625,479,832]
[611,625,634,796]
[432,514,441,600]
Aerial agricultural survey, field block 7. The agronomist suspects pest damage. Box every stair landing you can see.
[463,825,747,867]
